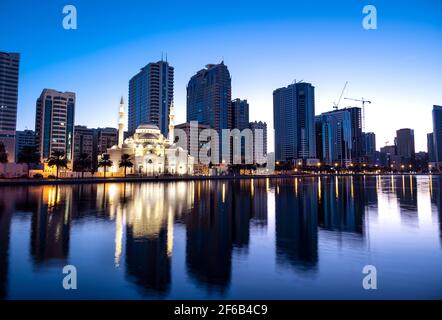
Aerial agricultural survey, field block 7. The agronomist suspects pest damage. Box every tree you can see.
[74,153,92,178]
[119,153,133,178]
[98,153,113,178]
[47,150,68,179]
[0,142,8,163]
[17,146,40,176]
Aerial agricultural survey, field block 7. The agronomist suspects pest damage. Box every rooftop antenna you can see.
[161,52,163,61]
[165,52,168,62]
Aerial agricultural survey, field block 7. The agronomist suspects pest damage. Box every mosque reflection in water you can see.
[0,175,442,299]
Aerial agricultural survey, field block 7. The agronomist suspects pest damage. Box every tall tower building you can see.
[128,60,174,136]
[118,96,125,148]
[35,89,75,161]
[187,62,232,131]
[231,99,249,130]
[273,82,316,162]
[249,121,267,164]
[428,132,435,163]
[316,109,352,165]
[0,52,20,162]
[395,128,415,165]
[432,105,442,168]
[187,62,232,162]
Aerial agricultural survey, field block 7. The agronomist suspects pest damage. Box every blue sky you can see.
[1,0,441,152]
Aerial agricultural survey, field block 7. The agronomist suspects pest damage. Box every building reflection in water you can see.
[430,176,442,246]
[274,178,318,271]
[317,176,366,234]
[121,182,194,296]
[30,186,72,265]
[1,175,442,298]
[185,180,233,293]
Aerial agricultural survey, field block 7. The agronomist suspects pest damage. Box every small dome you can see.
[137,123,160,130]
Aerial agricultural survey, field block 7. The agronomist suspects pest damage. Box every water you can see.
[0,175,441,300]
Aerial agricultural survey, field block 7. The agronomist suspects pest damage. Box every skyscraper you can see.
[187,62,232,132]
[364,132,376,164]
[428,132,435,163]
[273,82,316,162]
[231,99,249,130]
[35,89,75,161]
[316,109,352,165]
[395,128,415,165]
[249,121,267,164]
[0,52,20,162]
[187,62,232,162]
[128,60,174,136]
[432,105,442,168]
[345,107,363,162]
[364,132,376,155]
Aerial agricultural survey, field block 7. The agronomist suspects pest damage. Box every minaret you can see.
[118,96,125,148]
[168,102,175,143]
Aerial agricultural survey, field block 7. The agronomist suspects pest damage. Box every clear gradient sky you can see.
[1,0,441,152]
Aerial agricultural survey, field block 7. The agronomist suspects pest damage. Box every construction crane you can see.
[344,97,372,132]
[333,81,348,110]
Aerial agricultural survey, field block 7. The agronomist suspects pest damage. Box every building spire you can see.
[168,101,175,143]
[118,97,125,148]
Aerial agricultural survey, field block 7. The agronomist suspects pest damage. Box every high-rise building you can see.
[128,60,174,136]
[0,52,20,162]
[187,62,232,133]
[316,109,352,165]
[74,125,94,162]
[15,129,35,159]
[395,128,415,165]
[428,132,435,163]
[364,132,376,164]
[273,82,316,162]
[249,121,267,164]
[35,89,75,161]
[345,107,363,162]
[364,132,376,155]
[231,99,249,130]
[432,105,442,168]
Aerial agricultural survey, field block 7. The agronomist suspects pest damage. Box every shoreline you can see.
[0,172,438,186]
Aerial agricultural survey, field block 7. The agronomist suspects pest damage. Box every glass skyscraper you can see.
[128,60,174,136]
[187,62,232,162]
[187,62,232,131]
[0,52,20,162]
[432,105,442,167]
[35,89,75,161]
[316,109,353,165]
[273,82,316,162]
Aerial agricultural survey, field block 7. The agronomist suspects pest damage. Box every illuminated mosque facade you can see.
[102,98,194,176]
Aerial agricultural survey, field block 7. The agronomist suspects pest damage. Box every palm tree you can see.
[47,150,68,179]
[119,153,133,178]
[74,153,92,178]
[98,153,113,178]
[17,146,40,176]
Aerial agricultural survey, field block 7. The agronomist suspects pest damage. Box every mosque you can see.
[101,98,194,176]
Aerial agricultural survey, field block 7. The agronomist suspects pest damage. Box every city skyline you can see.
[1,0,441,153]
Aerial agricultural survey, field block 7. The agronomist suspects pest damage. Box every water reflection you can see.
[0,175,441,299]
